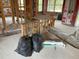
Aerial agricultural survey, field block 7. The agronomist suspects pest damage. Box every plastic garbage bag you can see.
[32,33,43,52]
[15,36,33,57]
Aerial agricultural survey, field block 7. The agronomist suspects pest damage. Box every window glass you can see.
[38,0,43,11]
[47,0,54,12]
[56,0,63,5]
[55,0,63,12]
[18,0,24,10]
[47,0,64,12]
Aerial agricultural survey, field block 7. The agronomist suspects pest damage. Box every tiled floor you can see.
[0,20,79,59]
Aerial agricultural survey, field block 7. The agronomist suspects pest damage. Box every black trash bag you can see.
[32,33,43,52]
[15,36,33,57]
[57,13,62,20]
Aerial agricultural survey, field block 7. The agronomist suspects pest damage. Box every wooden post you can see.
[62,0,66,22]
[21,23,28,36]
[14,0,19,24]
[42,0,48,15]
[10,0,15,24]
[0,0,6,33]
[71,0,79,26]
[33,0,38,16]
[25,0,33,20]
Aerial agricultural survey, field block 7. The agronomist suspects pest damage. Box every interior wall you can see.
[75,0,79,26]
[75,10,79,27]
[62,0,70,23]
[71,0,79,26]
[68,0,76,13]
[62,0,77,26]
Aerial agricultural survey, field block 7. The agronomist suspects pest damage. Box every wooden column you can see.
[62,0,66,22]
[0,0,6,29]
[42,0,48,15]
[33,0,38,16]
[14,0,19,24]
[71,0,79,26]
[10,0,15,24]
[25,0,33,20]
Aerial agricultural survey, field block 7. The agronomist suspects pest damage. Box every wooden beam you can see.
[71,0,79,26]
[10,0,15,24]
[25,0,33,20]
[62,0,66,22]
[42,0,48,15]
[0,0,6,30]
[14,0,19,24]
[33,0,38,16]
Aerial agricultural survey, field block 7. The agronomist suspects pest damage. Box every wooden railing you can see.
[21,15,55,36]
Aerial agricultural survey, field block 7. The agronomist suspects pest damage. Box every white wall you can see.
[75,10,79,27]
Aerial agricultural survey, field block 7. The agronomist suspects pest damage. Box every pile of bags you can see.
[15,33,43,57]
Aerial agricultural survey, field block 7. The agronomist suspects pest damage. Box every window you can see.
[47,0,64,12]
[18,0,24,10]
[55,0,64,12]
[47,0,54,12]
[38,0,43,12]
